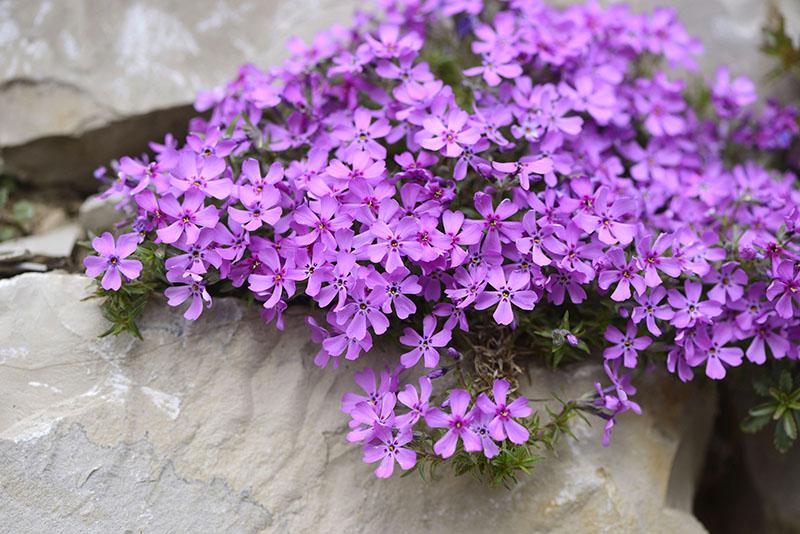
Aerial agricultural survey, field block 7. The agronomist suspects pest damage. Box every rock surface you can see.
[0,0,359,190]
[0,273,715,533]
[741,415,800,532]
[0,222,79,258]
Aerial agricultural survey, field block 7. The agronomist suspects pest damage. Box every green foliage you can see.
[761,6,800,81]
[0,175,36,242]
[532,311,591,369]
[741,366,800,453]
[87,240,167,339]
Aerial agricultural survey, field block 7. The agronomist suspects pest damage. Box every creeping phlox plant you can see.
[85,0,800,483]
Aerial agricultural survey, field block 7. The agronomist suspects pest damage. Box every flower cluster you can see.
[86,0,800,479]
[342,371,531,477]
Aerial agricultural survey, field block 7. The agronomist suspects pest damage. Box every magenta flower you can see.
[293,196,352,250]
[341,367,394,414]
[636,233,681,287]
[84,232,142,290]
[416,109,481,157]
[464,51,522,87]
[559,74,616,124]
[335,282,390,340]
[365,24,422,59]
[363,425,416,478]
[333,108,391,160]
[492,156,553,191]
[746,324,790,364]
[474,192,522,253]
[156,190,220,245]
[705,262,748,304]
[228,186,282,232]
[711,66,756,118]
[668,280,723,328]
[399,315,452,368]
[597,248,646,302]
[572,187,637,246]
[603,322,652,368]
[425,389,481,458]
[468,409,501,458]
[347,393,397,443]
[766,260,800,319]
[171,153,232,200]
[517,210,556,266]
[371,267,421,319]
[476,379,532,444]
[688,327,743,380]
[396,376,432,428]
[631,287,674,336]
[441,210,483,268]
[365,218,423,273]
[164,271,212,320]
[475,267,538,325]
[248,248,304,309]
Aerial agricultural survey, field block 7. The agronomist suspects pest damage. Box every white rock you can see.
[0,222,80,259]
[78,194,127,234]
[0,273,715,533]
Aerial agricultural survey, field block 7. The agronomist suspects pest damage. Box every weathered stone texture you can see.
[0,273,715,533]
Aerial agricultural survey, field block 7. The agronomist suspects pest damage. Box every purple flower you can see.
[689,327,743,380]
[84,232,142,290]
[476,379,532,444]
[171,153,232,200]
[293,196,352,249]
[341,367,394,414]
[711,67,756,118]
[747,323,790,364]
[705,262,748,304]
[517,209,557,266]
[668,280,723,328]
[228,186,282,232]
[766,260,800,319]
[425,389,481,458]
[248,248,304,309]
[594,361,641,447]
[468,409,501,458]
[474,192,522,253]
[636,233,681,287]
[416,109,481,158]
[335,282,390,340]
[603,321,652,368]
[365,218,423,273]
[597,248,646,302]
[572,187,636,246]
[631,287,674,336]
[333,108,391,160]
[371,267,421,319]
[363,425,416,478]
[399,315,452,368]
[464,51,522,87]
[164,271,212,320]
[475,267,538,325]
[396,376,432,428]
[156,190,219,245]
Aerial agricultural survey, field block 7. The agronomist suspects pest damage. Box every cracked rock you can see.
[0,273,716,533]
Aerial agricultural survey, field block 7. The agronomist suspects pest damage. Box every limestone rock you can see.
[0,0,359,191]
[78,194,127,235]
[0,273,715,533]
[0,222,79,259]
